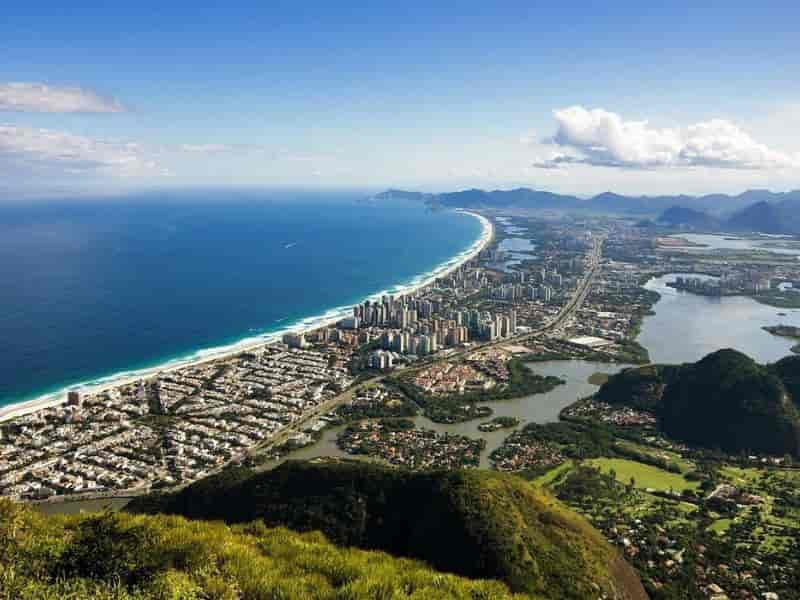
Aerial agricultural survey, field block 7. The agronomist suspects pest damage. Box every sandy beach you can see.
[0,211,494,423]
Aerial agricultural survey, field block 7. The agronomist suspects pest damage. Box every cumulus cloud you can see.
[534,106,800,170]
[0,124,163,177]
[0,82,126,113]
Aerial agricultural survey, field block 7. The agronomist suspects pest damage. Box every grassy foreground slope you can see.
[129,460,646,599]
[0,499,527,599]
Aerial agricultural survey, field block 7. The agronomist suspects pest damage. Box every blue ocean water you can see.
[0,190,483,408]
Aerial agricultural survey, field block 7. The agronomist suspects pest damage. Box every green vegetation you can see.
[0,499,526,599]
[613,440,693,474]
[707,518,732,534]
[585,458,699,493]
[478,415,520,432]
[129,460,646,599]
[762,324,800,340]
[333,385,419,422]
[498,421,616,461]
[491,420,689,477]
[336,419,485,469]
[753,290,800,309]
[596,349,800,456]
[535,459,800,599]
[420,399,492,423]
[480,352,800,597]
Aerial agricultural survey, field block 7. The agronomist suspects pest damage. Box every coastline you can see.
[0,210,493,423]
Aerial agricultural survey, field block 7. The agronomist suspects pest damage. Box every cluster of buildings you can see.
[355,292,522,370]
[489,267,563,302]
[669,272,772,296]
[412,362,496,395]
[0,345,354,500]
[562,399,657,427]
[491,282,554,302]
[336,420,484,470]
[335,384,411,420]
[354,295,520,356]
[490,433,565,472]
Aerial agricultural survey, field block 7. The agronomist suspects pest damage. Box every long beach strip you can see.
[0,211,493,423]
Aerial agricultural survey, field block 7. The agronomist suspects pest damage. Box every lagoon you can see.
[638,273,800,364]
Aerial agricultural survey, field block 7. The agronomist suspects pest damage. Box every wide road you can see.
[529,235,603,336]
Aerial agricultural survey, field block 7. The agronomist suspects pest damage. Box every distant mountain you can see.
[727,201,788,234]
[370,189,434,202]
[372,187,800,217]
[596,349,800,456]
[129,460,647,599]
[436,188,496,207]
[658,205,720,229]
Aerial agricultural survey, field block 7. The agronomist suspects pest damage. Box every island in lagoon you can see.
[763,324,800,353]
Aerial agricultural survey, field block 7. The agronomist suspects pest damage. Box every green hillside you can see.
[769,354,800,409]
[129,460,646,599]
[596,348,800,456]
[0,498,529,600]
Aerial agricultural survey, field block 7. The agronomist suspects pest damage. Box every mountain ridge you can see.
[373,187,800,220]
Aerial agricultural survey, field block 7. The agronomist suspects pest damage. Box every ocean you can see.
[0,189,484,409]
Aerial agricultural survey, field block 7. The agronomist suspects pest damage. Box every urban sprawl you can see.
[5,215,800,502]
[4,211,800,599]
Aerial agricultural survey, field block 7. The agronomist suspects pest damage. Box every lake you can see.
[668,233,800,256]
[262,360,630,470]
[638,273,800,364]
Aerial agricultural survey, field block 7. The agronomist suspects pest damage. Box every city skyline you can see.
[2,1,799,198]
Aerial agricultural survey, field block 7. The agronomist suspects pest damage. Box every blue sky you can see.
[2,1,799,198]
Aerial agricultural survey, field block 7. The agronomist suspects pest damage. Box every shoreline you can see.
[0,210,494,423]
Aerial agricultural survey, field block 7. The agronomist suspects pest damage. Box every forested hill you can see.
[596,349,800,456]
[129,460,647,599]
[657,205,720,229]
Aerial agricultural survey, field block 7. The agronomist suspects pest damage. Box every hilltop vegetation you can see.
[129,460,646,599]
[0,499,527,599]
[596,349,800,456]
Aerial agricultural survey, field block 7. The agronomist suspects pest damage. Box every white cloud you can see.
[180,143,232,153]
[0,124,163,178]
[0,82,126,113]
[534,106,800,170]
[518,130,538,146]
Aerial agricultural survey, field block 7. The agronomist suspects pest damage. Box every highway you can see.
[528,235,603,337]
